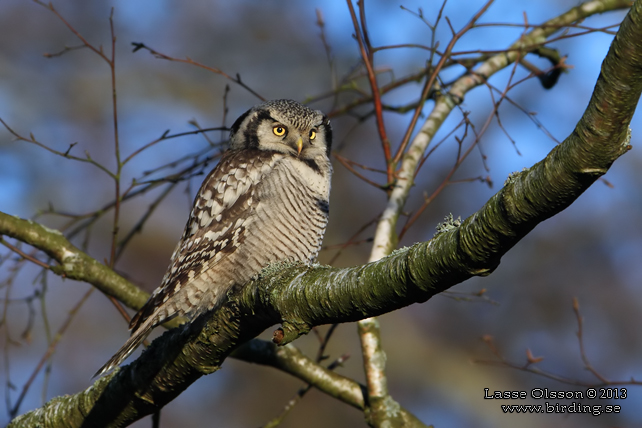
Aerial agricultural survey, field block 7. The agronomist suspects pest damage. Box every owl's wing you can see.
[129,149,275,332]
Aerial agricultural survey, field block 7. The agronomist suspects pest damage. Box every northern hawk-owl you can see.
[96,99,332,377]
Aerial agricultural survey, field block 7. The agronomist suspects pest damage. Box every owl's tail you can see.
[93,318,155,378]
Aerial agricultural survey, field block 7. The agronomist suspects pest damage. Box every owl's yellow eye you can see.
[273,126,286,137]
[309,130,316,140]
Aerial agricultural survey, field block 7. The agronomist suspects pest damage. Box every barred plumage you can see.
[96,99,332,377]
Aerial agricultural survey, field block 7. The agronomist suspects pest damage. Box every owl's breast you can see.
[231,156,329,272]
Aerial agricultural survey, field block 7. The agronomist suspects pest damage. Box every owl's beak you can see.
[296,136,303,156]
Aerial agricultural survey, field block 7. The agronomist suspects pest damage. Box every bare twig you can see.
[131,42,265,101]
[0,117,115,179]
[42,44,87,58]
[9,287,94,418]
[476,298,640,387]
[0,239,50,270]
[394,1,495,165]
[262,355,350,428]
[346,0,394,185]
[333,153,389,190]
[108,8,121,270]
[573,297,610,384]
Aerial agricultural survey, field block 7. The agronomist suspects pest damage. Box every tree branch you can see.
[232,341,429,428]
[0,213,148,310]
[0,213,426,425]
[5,0,640,426]
[356,0,632,424]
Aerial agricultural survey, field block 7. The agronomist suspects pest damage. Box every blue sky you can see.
[1,1,641,427]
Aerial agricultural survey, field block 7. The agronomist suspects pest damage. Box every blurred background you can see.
[1,0,641,427]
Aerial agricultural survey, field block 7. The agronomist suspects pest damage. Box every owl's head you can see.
[229,99,332,161]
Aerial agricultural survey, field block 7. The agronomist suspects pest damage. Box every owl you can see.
[96,99,332,377]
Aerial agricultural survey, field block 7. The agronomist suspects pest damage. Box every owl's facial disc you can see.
[228,99,331,160]
[265,121,320,158]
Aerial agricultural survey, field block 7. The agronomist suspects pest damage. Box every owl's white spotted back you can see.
[95,99,332,377]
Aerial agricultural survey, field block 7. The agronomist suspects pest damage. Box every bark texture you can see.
[4,0,642,426]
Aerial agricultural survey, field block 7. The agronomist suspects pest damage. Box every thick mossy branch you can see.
[0,212,149,309]
[8,301,258,428]
[5,1,642,426]
[244,2,642,340]
[250,113,633,336]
